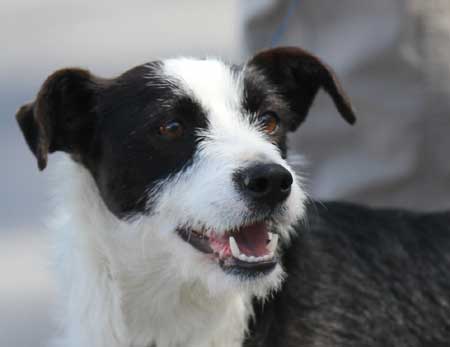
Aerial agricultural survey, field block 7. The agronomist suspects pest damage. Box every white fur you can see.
[47,58,307,347]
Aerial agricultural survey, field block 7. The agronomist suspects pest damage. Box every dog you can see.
[16,46,450,347]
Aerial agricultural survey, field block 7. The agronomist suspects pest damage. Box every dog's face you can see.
[16,47,354,296]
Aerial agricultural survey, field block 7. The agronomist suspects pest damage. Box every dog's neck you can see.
[52,158,250,347]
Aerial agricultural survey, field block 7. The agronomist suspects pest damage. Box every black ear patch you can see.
[15,68,100,170]
[247,46,356,131]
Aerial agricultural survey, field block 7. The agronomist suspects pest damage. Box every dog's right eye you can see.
[159,121,184,139]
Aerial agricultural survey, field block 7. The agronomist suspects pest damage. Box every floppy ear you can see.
[15,68,100,170]
[247,46,356,131]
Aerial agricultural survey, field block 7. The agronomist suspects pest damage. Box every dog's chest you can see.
[123,281,249,347]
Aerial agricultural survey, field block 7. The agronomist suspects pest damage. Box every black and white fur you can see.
[16,47,450,347]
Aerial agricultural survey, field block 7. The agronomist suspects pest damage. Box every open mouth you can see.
[177,222,279,276]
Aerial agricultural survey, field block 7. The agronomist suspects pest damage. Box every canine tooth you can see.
[268,232,273,241]
[266,234,279,253]
[229,236,240,258]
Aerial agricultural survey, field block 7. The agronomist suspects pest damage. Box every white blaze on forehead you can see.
[161,57,286,166]
[162,57,243,128]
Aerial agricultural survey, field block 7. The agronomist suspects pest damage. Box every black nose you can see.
[235,164,293,205]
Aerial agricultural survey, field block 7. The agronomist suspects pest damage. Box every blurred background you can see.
[1,0,450,346]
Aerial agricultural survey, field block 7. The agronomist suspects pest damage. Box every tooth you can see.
[239,254,249,262]
[266,234,279,253]
[268,232,273,241]
[229,236,240,258]
[248,256,256,262]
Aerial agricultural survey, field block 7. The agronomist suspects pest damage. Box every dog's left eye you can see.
[258,111,279,134]
[159,121,184,139]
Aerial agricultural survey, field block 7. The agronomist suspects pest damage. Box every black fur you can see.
[245,201,450,347]
[247,47,356,131]
[16,68,99,170]
[243,46,355,158]
[88,64,208,216]
[16,63,209,218]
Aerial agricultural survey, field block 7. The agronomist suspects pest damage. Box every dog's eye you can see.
[258,111,279,134]
[159,121,184,139]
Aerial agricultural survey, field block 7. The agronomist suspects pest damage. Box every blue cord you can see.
[270,0,300,47]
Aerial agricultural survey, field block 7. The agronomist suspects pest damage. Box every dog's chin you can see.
[177,221,281,280]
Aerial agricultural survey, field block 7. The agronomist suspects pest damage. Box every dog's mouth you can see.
[177,222,279,276]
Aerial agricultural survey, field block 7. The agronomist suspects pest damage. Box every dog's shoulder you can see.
[300,201,450,263]
[246,201,450,347]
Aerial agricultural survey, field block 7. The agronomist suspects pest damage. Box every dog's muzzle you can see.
[174,163,293,278]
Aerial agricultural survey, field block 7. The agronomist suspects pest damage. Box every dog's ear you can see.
[247,46,356,131]
[16,68,100,170]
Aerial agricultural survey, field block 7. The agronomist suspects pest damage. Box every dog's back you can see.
[246,202,450,347]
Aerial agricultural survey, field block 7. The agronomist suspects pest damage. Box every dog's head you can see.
[16,47,354,296]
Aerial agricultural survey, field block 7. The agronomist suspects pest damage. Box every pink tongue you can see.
[234,223,270,257]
